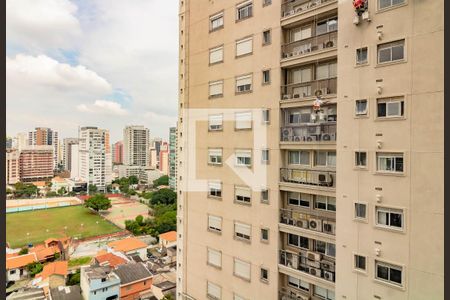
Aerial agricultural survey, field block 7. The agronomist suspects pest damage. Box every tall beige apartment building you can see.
[177,0,443,299]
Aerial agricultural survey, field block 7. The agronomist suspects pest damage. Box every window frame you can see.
[207,247,222,269]
[355,151,368,168]
[353,253,368,273]
[356,47,369,65]
[209,45,224,65]
[376,152,404,174]
[233,257,252,281]
[376,97,405,119]
[314,195,336,212]
[261,149,269,164]
[262,108,270,124]
[207,214,222,233]
[235,36,253,58]
[260,267,269,283]
[262,29,271,46]
[236,1,253,22]
[208,114,223,131]
[374,260,404,288]
[234,221,252,242]
[260,227,269,243]
[235,73,253,94]
[377,0,406,11]
[354,202,368,222]
[235,149,252,167]
[287,192,311,208]
[207,181,222,199]
[208,148,223,166]
[355,99,368,116]
[314,150,336,168]
[377,39,405,65]
[235,111,252,130]
[209,11,224,32]
[375,206,405,232]
[262,69,271,85]
[207,281,222,300]
[234,185,252,205]
[208,80,224,99]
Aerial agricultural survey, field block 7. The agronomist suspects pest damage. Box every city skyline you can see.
[6,0,179,142]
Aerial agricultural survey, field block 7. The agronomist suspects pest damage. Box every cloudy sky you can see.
[6,0,179,142]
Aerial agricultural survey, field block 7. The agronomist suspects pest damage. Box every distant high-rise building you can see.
[112,141,124,164]
[19,146,53,182]
[6,137,13,149]
[63,138,79,171]
[16,132,28,152]
[159,142,169,176]
[78,127,112,192]
[6,149,19,185]
[169,127,177,189]
[123,126,149,167]
[28,127,59,170]
[70,144,80,179]
[148,147,158,168]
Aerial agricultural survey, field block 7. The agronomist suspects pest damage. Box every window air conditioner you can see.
[282,128,293,140]
[308,219,322,232]
[318,173,333,186]
[297,219,309,229]
[321,260,335,272]
[321,133,336,141]
[323,221,336,234]
[282,94,291,100]
[324,271,334,282]
[309,267,321,277]
[293,94,300,98]
[294,136,302,142]
[306,135,317,142]
[306,251,321,262]
[307,259,321,268]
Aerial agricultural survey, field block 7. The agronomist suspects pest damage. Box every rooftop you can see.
[113,262,153,285]
[108,237,147,253]
[36,261,68,280]
[6,253,37,270]
[153,280,176,291]
[159,231,177,243]
[95,253,127,268]
[83,266,114,280]
[50,286,82,300]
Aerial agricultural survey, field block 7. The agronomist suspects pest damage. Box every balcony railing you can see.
[279,289,309,300]
[279,249,336,282]
[282,31,337,60]
[281,78,337,101]
[281,122,336,142]
[281,0,335,18]
[280,208,336,235]
[280,168,335,188]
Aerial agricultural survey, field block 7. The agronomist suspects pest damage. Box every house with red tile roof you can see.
[159,231,177,249]
[6,252,38,281]
[94,252,128,269]
[107,237,148,261]
[33,261,69,290]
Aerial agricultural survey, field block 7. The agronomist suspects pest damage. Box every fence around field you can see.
[6,197,82,213]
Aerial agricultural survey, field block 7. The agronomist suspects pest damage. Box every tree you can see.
[135,215,144,226]
[162,294,175,300]
[84,194,112,212]
[153,175,169,187]
[57,187,66,196]
[150,189,177,206]
[88,184,97,195]
[46,191,58,197]
[26,262,43,277]
[67,270,80,286]
[19,247,28,255]
[106,184,112,193]
[13,182,38,198]
[129,176,139,185]
[6,188,12,195]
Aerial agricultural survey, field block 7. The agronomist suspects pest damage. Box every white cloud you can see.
[6,0,81,50]
[7,54,111,93]
[76,100,128,116]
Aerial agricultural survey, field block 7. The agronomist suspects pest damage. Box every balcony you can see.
[280,208,335,236]
[281,78,337,102]
[282,31,337,61]
[280,168,335,188]
[281,0,336,19]
[279,289,309,300]
[281,122,336,143]
[279,249,335,283]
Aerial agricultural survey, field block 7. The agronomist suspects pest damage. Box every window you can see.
[291,67,312,83]
[209,46,223,64]
[354,203,367,220]
[262,109,270,123]
[378,0,405,10]
[314,286,335,300]
[262,70,270,84]
[236,37,253,57]
[236,74,252,93]
[260,267,269,282]
[207,281,221,300]
[235,186,251,204]
[288,192,311,208]
[377,97,404,118]
[378,40,405,64]
[236,1,253,21]
[355,151,367,167]
[356,47,368,65]
[235,150,252,166]
[234,294,246,300]
[208,181,222,198]
[208,114,223,131]
[316,61,337,80]
[314,196,336,212]
[261,149,269,163]
[262,30,271,45]
[209,80,223,98]
[207,248,222,268]
[263,0,272,6]
[355,99,368,116]
[288,233,309,249]
[376,206,404,230]
[234,222,251,241]
[314,151,336,167]
[235,111,252,129]
[375,260,403,286]
[210,12,224,31]
[315,240,336,257]
[291,26,312,42]
[261,228,269,242]
[316,17,338,35]
[208,215,222,233]
[288,108,312,124]
[234,258,251,280]
[288,150,310,165]
[288,276,309,291]
[261,189,269,203]
[208,148,222,165]
[354,254,367,271]
[376,152,404,173]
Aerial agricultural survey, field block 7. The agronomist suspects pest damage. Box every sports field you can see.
[6,206,121,248]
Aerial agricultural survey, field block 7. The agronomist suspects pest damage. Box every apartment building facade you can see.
[28,127,59,170]
[6,148,20,185]
[78,126,112,192]
[177,0,443,300]
[123,125,150,167]
[169,127,178,189]
[113,141,124,164]
[62,138,79,172]
[19,146,54,182]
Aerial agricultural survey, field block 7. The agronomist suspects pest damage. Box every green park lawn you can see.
[6,206,121,248]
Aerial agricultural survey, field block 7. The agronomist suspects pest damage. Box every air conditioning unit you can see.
[318,112,326,121]
[327,114,337,122]
[308,219,322,232]
[318,173,333,186]
[293,94,300,98]
[323,221,336,234]
[298,295,310,300]
[325,40,334,48]
[322,133,336,141]
[324,270,334,282]
[306,135,317,142]
[307,259,321,268]
[282,128,293,140]
[307,125,321,135]
[294,136,302,142]
[297,219,309,229]
[282,94,291,100]
[321,260,335,272]
[307,251,321,261]
[309,267,321,277]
